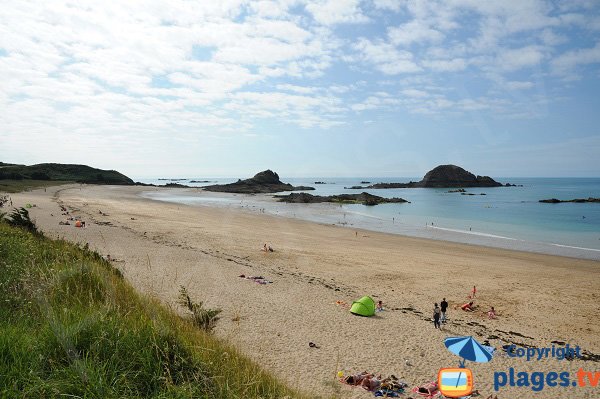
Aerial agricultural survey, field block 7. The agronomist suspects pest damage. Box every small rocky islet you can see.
[539,198,600,203]
[274,192,409,206]
[345,164,514,189]
[203,170,315,194]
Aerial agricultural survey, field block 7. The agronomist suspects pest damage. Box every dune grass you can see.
[0,221,311,398]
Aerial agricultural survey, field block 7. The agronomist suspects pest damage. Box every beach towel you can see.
[374,389,401,397]
[412,381,439,397]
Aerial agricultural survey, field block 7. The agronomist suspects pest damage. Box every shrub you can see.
[6,207,38,234]
[177,286,221,332]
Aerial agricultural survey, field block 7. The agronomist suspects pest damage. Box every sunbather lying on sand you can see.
[364,375,384,391]
[344,371,371,385]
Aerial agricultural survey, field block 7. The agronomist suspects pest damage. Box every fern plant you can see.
[177,286,222,332]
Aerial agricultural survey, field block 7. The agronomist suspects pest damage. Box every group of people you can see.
[432,298,448,328]
[262,243,274,252]
[433,287,497,328]
[343,372,407,393]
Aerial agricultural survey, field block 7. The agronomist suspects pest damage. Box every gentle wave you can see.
[429,226,520,241]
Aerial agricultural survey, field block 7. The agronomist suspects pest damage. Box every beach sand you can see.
[9,185,600,398]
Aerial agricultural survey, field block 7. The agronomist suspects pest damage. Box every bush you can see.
[6,207,38,234]
[177,286,222,332]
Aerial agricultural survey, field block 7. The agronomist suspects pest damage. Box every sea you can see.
[135,177,600,261]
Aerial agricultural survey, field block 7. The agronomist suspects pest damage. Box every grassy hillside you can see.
[0,219,309,398]
[0,163,133,185]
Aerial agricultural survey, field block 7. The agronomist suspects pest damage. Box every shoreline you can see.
[141,188,600,261]
[10,184,600,399]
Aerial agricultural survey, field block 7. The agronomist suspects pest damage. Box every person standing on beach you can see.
[440,298,448,323]
[471,286,477,298]
[433,303,441,329]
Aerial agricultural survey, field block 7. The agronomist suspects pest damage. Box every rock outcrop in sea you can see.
[539,198,600,203]
[345,164,506,189]
[203,170,315,194]
[274,192,409,206]
[419,165,503,187]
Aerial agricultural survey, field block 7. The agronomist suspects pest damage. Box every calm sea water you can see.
[137,177,600,259]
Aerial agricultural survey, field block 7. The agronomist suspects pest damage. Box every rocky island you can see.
[203,170,315,194]
[346,165,508,189]
[274,192,409,206]
[539,198,600,203]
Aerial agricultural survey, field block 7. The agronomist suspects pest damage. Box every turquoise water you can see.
[137,177,600,258]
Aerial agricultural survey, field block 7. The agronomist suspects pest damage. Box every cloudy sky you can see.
[1,0,599,178]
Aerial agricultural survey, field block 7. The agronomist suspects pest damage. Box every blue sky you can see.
[1,0,599,178]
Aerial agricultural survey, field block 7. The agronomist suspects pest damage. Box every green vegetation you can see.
[0,163,133,185]
[0,218,308,398]
[4,207,38,233]
[0,179,71,193]
[178,287,222,333]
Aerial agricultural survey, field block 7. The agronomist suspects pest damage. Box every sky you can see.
[1,0,600,178]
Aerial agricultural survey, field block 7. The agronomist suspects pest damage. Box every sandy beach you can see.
[10,184,600,399]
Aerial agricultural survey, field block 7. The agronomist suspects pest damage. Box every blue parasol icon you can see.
[443,336,495,394]
[444,336,494,368]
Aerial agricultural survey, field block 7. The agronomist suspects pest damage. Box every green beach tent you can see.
[350,296,375,317]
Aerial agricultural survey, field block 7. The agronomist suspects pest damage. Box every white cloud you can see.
[354,38,421,74]
[351,96,381,111]
[401,89,429,98]
[538,29,567,46]
[388,21,444,46]
[305,0,369,25]
[506,81,534,90]
[552,42,600,75]
[422,58,467,72]
[372,0,402,12]
[276,84,318,94]
[495,46,546,71]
